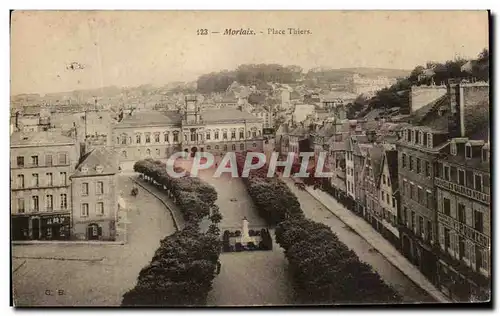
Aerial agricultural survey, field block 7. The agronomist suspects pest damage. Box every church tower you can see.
[185,95,200,124]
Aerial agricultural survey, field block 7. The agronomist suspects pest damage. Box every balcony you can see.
[435,178,490,205]
[438,212,490,248]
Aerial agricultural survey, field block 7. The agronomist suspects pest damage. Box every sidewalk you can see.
[304,186,450,303]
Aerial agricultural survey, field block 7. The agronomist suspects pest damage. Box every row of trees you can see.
[122,159,222,306]
[275,217,402,304]
[196,64,303,94]
[235,153,303,225]
[234,152,401,304]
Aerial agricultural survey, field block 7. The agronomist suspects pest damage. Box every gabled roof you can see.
[384,150,399,192]
[410,94,448,124]
[368,144,384,187]
[72,147,118,178]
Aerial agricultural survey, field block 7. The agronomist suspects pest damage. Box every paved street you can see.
[198,171,295,306]
[283,178,436,303]
[12,175,176,306]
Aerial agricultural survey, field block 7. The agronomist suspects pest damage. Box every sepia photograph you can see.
[9,10,491,307]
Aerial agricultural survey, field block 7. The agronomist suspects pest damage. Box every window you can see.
[465,144,472,159]
[474,174,482,191]
[240,143,245,150]
[96,202,104,216]
[223,144,227,151]
[215,145,219,150]
[136,134,141,144]
[423,132,428,146]
[46,173,53,186]
[426,191,433,209]
[252,130,257,138]
[32,173,39,187]
[450,166,457,182]
[206,145,211,150]
[418,187,424,204]
[173,132,179,142]
[82,183,89,196]
[122,150,127,158]
[415,131,420,144]
[81,203,89,217]
[154,133,160,143]
[416,158,421,174]
[444,228,450,251]
[482,147,489,162]
[231,144,236,151]
[458,170,465,186]
[46,195,53,211]
[411,211,416,230]
[121,135,127,145]
[96,181,104,195]
[409,183,414,199]
[60,194,67,209]
[240,130,244,139]
[155,149,160,157]
[443,198,451,216]
[17,198,25,213]
[58,153,67,165]
[231,131,236,139]
[60,172,67,186]
[32,196,39,212]
[409,156,413,171]
[223,131,228,140]
[407,129,412,142]
[145,133,151,143]
[17,174,25,188]
[474,210,483,233]
[253,143,257,148]
[402,154,407,168]
[146,149,151,156]
[451,143,457,155]
[31,155,39,166]
[92,225,98,236]
[214,131,219,140]
[427,133,433,148]
[418,216,424,236]
[46,227,52,238]
[17,156,24,167]
[426,220,432,241]
[381,191,385,202]
[392,197,396,208]
[425,161,431,177]
[191,133,196,141]
[164,133,169,142]
[444,166,450,181]
[382,174,386,185]
[458,204,466,223]
[206,132,211,140]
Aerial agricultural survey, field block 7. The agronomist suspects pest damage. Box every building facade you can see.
[70,148,119,241]
[11,131,79,241]
[434,138,490,301]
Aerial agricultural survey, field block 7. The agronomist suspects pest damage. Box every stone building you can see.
[10,131,79,240]
[434,138,490,301]
[70,147,119,241]
[397,125,449,283]
[113,96,264,170]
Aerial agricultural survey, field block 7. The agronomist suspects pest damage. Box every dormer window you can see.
[427,133,433,148]
[419,131,424,146]
[415,130,420,144]
[81,165,89,173]
[465,144,472,159]
[96,165,104,173]
[482,147,489,162]
[450,142,457,156]
[411,130,416,143]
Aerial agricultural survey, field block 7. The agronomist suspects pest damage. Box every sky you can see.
[10,10,489,95]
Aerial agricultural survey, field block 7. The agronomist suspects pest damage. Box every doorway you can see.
[31,218,40,240]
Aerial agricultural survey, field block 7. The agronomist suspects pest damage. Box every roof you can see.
[202,109,261,123]
[290,125,309,137]
[385,150,399,192]
[317,122,337,137]
[11,131,75,147]
[117,111,181,128]
[72,147,118,177]
[368,144,384,186]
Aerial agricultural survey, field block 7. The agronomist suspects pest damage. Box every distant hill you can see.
[305,67,411,85]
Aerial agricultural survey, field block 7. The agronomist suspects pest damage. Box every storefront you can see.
[11,216,30,241]
[39,214,71,240]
